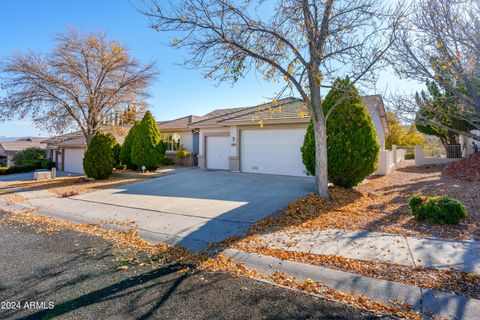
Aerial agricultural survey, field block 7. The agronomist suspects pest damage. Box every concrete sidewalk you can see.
[224,248,480,320]
[254,228,480,274]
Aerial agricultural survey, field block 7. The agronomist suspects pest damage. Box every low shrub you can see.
[409,195,468,225]
[22,159,44,169]
[176,144,189,159]
[405,153,415,160]
[41,160,56,169]
[0,165,36,175]
[159,157,174,166]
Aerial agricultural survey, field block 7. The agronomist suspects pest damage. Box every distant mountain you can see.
[0,136,24,142]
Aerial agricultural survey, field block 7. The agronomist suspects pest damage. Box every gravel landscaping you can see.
[239,160,480,242]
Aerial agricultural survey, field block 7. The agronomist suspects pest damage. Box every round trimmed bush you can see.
[131,111,164,170]
[301,78,380,188]
[409,195,468,224]
[120,121,140,169]
[83,131,115,180]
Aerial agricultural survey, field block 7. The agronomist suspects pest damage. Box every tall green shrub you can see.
[105,132,121,166]
[120,121,140,168]
[131,111,164,170]
[83,131,115,180]
[301,78,380,188]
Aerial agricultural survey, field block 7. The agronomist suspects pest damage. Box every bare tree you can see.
[0,29,157,143]
[390,0,480,139]
[140,0,403,198]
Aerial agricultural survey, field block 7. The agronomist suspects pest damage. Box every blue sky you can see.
[0,0,420,137]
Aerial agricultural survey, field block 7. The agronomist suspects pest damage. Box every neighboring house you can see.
[46,96,389,177]
[43,128,128,174]
[157,115,203,166]
[0,137,48,167]
[460,130,480,156]
[159,96,389,177]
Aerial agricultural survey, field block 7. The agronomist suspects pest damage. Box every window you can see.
[161,132,181,151]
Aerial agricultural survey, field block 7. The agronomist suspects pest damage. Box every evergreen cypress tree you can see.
[120,121,140,169]
[301,78,379,188]
[83,131,115,180]
[131,111,163,169]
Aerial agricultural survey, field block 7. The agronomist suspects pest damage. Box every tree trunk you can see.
[307,64,330,200]
[312,117,330,200]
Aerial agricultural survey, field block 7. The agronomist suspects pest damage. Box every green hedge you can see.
[159,157,174,166]
[22,159,44,169]
[22,160,56,169]
[0,165,36,175]
[409,195,468,224]
[41,160,56,169]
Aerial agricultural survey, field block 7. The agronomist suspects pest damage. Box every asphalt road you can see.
[0,215,382,320]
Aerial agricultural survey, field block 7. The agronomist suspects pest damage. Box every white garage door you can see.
[206,136,230,170]
[64,148,85,174]
[241,128,307,176]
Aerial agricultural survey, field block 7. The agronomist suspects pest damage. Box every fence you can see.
[414,145,462,167]
[375,145,406,175]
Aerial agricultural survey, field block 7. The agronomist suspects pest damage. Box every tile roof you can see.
[0,137,48,153]
[189,98,302,126]
[218,98,307,123]
[157,115,202,130]
[43,126,130,147]
[44,95,389,145]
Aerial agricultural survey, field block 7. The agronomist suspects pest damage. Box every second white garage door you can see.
[64,148,85,174]
[206,136,230,170]
[240,128,307,176]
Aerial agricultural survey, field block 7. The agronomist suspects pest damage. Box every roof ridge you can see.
[217,98,302,123]
[189,97,299,125]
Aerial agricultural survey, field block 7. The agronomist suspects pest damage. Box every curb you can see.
[223,248,480,319]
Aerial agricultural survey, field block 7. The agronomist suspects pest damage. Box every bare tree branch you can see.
[0,28,158,143]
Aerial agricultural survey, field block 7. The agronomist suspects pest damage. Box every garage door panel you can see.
[206,136,230,170]
[64,148,85,174]
[240,128,307,177]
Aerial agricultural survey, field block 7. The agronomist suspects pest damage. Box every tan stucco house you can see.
[0,137,48,167]
[45,96,389,176]
[43,128,128,174]
[145,96,389,177]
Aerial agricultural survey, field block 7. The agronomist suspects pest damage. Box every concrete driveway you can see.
[27,168,315,250]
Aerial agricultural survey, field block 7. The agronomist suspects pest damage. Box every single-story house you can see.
[45,96,389,177]
[42,127,128,174]
[158,95,389,177]
[0,137,48,167]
